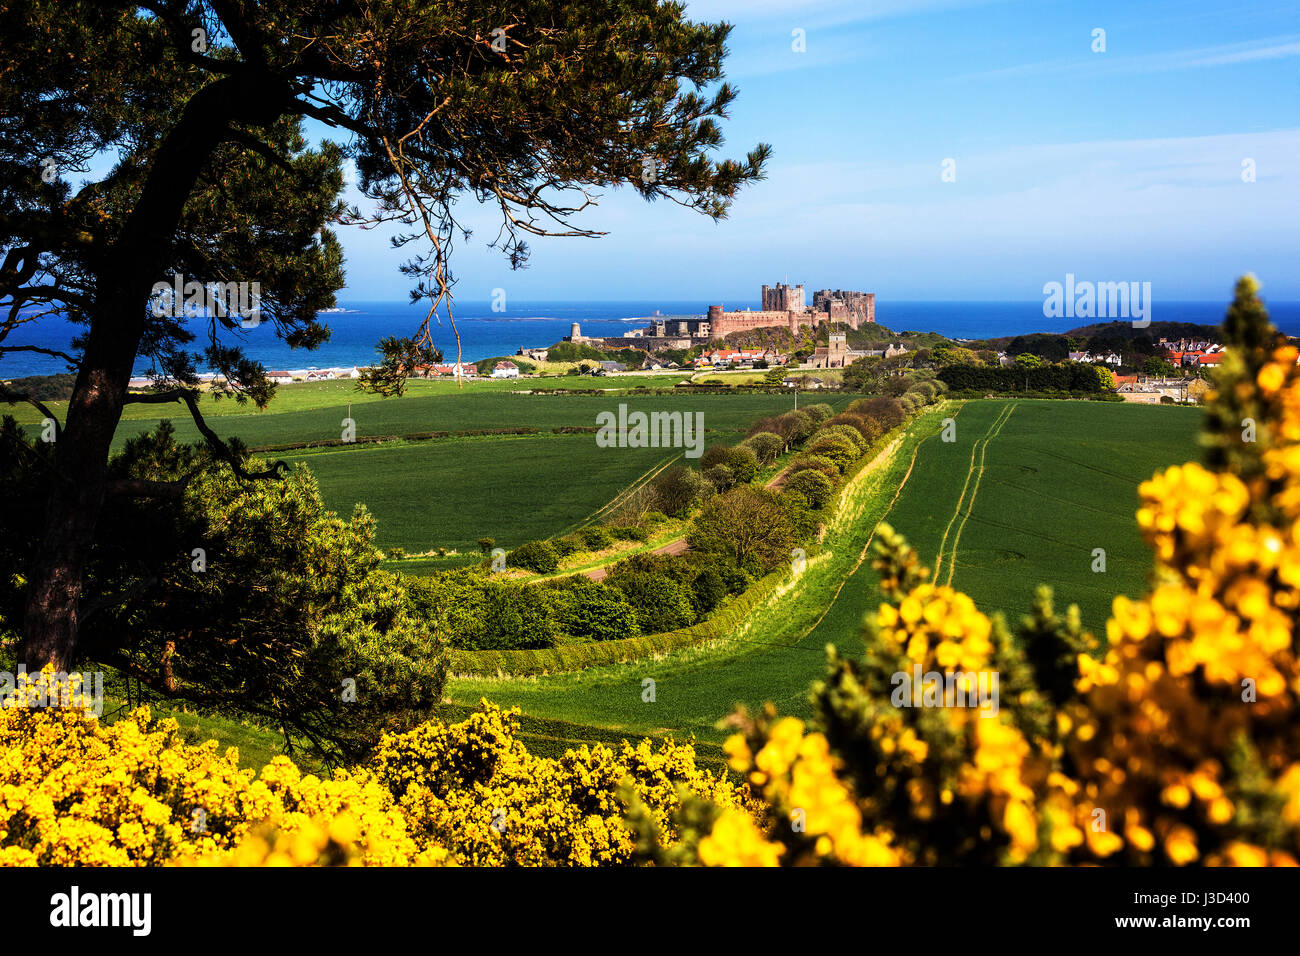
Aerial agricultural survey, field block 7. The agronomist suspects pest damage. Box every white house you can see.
[491,361,520,379]
[267,370,294,384]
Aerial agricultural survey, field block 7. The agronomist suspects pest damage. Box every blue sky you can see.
[331,0,1300,303]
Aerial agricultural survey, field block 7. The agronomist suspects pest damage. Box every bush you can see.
[553,535,582,558]
[788,454,839,479]
[806,435,860,472]
[784,469,835,509]
[650,466,709,518]
[815,423,869,454]
[508,540,560,574]
[849,396,905,432]
[825,412,882,444]
[546,577,640,642]
[608,524,648,542]
[722,445,760,483]
[607,571,698,633]
[477,537,495,554]
[579,526,614,550]
[688,486,799,573]
[802,403,834,425]
[690,567,728,616]
[702,464,736,492]
[740,431,784,465]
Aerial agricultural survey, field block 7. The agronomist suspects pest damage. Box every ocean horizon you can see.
[5,298,1300,379]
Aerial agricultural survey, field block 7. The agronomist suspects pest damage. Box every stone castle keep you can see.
[564,281,876,350]
[646,282,875,341]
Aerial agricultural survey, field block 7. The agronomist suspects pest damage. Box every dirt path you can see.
[584,537,689,582]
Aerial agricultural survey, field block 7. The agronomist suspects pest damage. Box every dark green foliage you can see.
[477,537,496,554]
[0,422,447,765]
[579,526,614,550]
[473,356,535,376]
[650,465,709,518]
[545,577,640,642]
[937,362,1113,392]
[607,572,697,634]
[784,469,835,509]
[2,373,78,402]
[508,539,560,574]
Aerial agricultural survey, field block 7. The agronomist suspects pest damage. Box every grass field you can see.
[55,397,1205,768]
[5,379,857,553]
[884,399,1203,635]
[447,399,1204,744]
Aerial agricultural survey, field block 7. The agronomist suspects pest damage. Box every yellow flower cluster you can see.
[721,718,900,866]
[1060,341,1300,865]
[1,693,747,867]
[876,584,993,673]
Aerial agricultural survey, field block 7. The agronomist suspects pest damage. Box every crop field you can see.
[295,435,677,552]
[5,380,856,553]
[450,399,1204,743]
[884,398,1203,635]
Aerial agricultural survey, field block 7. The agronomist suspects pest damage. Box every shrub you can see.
[740,431,784,465]
[784,469,835,509]
[688,486,799,573]
[703,464,736,492]
[802,403,834,425]
[546,577,640,642]
[579,526,614,550]
[849,396,905,432]
[690,567,728,616]
[553,535,582,558]
[386,546,406,560]
[722,445,760,484]
[825,412,882,444]
[607,571,697,633]
[815,424,869,454]
[650,466,709,518]
[788,454,839,479]
[806,435,860,472]
[477,537,495,554]
[608,524,648,542]
[508,540,560,574]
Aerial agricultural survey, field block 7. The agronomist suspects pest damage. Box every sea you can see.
[5,298,1300,379]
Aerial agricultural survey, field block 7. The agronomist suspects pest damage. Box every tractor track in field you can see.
[933,402,1017,586]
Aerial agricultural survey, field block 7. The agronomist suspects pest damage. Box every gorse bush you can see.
[0,696,748,867]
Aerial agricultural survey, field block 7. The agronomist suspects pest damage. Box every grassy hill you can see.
[448,399,1203,741]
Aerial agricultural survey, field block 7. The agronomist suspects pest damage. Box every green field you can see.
[448,399,1204,743]
[7,379,856,553]
[884,399,1203,635]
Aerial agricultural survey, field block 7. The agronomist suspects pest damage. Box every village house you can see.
[490,361,520,379]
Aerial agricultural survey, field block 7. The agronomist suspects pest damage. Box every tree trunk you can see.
[21,70,285,669]
[21,358,128,670]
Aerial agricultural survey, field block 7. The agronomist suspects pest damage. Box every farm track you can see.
[933,402,1016,585]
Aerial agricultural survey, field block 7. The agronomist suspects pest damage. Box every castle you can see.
[561,280,876,351]
[646,281,875,341]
